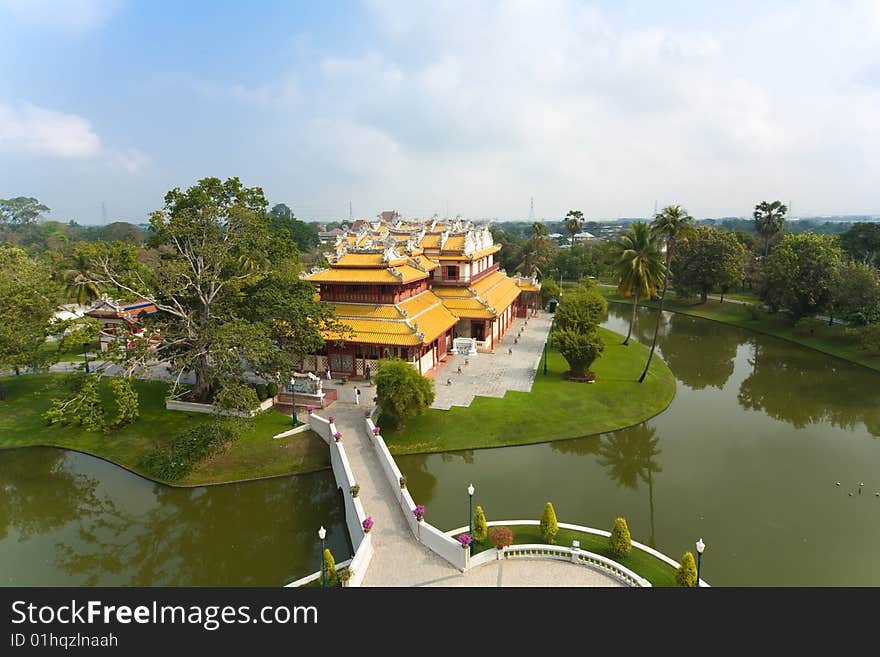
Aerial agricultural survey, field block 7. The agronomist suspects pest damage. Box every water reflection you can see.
[659,313,743,390]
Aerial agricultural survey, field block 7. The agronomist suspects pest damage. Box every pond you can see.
[397,306,880,586]
[0,447,350,586]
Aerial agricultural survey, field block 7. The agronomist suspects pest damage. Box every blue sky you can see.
[2,0,880,224]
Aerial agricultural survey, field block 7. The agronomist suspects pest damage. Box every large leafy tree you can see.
[564,209,584,245]
[761,233,844,319]
[516,222,555,277]
[829,260,880,325]
[269,203,320,251]
[375,357,435,429]
[839,222,880,268]
[753,200,787,258]
[611,222,663,346]
[93,176,333,406]
[0,245,58,375]
[639,205,694,383]
[0,197,50,225]
[671,226,745,303]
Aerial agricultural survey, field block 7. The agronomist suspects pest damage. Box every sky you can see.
[1,0,880,224]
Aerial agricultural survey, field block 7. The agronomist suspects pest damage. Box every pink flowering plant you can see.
[372,426,381,435]
[458,533,473,549]
[328,415,335,423]
[412,505,425,521]
[333,431,342,442]
[306,405,315,413]
[362,517,373,533]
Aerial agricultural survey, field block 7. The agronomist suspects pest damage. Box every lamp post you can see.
[291,381,299,428]
[82,342,90,374]
[467,483,475,556]
[695,538,705,588]
[543,336,549,375]
[318,526,327,588]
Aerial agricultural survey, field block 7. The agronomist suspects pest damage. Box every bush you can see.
[108,377,139,429]
[552,284,608,333]
[473,505,488,543]
[743,303,766,321]
[553,327,605,378]
[609,517,632,557]
[338,567,352,586]
[490,527,514,550]
[350,483,360,498]
[848,323,880,353]
[794,317,825,336]
[676,551,698,587]
[266,381,279,398]
[540,502,558,544]
[255,383,269,401]
[374,357,435,429]
[323,548,339,587]
[139,422,236,482]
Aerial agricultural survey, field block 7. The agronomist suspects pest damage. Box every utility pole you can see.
[349,200,353,223]
[528,197,535,222]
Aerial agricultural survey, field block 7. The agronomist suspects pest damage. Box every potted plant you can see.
[372,426,381,435]
[350,483,360,498]
[328,415,335,423]
[306,405,315,414]
[339,567,352,587]
[333,431,342,442]
[412,505,425,522]
[458,533,473,549]
[490,527,514,552]
[362,516,373,533]
[399,475,407,489]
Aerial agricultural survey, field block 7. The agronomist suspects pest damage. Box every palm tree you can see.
[61,253,101,306]
[754,200,787,258]
[517,222,553,276]
[565,210,584,245]
[611,222,663,345]
[638,205,694,383]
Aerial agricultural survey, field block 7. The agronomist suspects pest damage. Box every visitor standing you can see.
[326,367,331,381]
[354,386,360,405]
[365,364,371,384]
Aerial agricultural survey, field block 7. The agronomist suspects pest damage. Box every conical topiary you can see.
[609,517,632,557]
[676,551,698,587]
[323,548,339,587]
[473,505,488,543]
[540,502,558,544]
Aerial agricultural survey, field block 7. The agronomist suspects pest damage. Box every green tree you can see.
[473,505,488,543]
[671,226,745,304]
[269,203,320,251]
[374,357,435,429]
[323,548,339,587]
[43,374,106,431]
[829,260,880,325]
[761,233,844,319]
[0,196,50,225]
[640,205,694,382]
[840,222,880,267]
[60,245,103,306]
[539,278,560,307]
[540,502,558,544]
[552,327,605,377]
[676,551,698,587]
[552,284,607,333]
[611,222,664,346]
[516,223,555,277]
[609,517,632,557]
[564,209,584,245]
[0,244,58,375]
[754,200,787,258]
[108,377,140,428]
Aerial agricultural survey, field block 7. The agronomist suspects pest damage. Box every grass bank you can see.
[600,288,880,373]
[0,373,329,486]
[467,524,679,587]
[382,327,675,454]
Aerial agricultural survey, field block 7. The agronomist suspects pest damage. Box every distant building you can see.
[85,299,158,352]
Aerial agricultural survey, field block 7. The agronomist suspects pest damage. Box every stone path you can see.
[431,312,553,410]
[316,398,620,587]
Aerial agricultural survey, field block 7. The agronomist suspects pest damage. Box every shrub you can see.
[374,357,435,429]
[338,567,352,586]
[743,303,766,321]
[794,317,825,336]
[540,502,558,544]
[552,284,608,332]
[266,381,279,398]
[108,377,140,429]
[323,548,339,587]
[848,323,880,353]
[473,505,488,543]
[489,527,514,550]
[676,551,698,587]
[552,327,605,378]
[139,422,236,482]
[609,517,632,557]
[255,383,268,401]
[350,484,360,498]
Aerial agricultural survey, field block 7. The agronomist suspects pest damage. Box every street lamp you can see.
[291,380,299,428]
[318,526,327,588]
[695,538,705,588]
[542,339,548,375]
[467,483,475,556]
[82,342,90,373]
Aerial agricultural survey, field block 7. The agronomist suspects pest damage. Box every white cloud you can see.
[0,101,146,174]
[0,0,122,34]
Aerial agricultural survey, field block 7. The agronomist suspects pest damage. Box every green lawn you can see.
[383,327,676,454]
[0,373,329,485]
[38,339,101,363]
[600,288,880,373]
[469,524,679,587]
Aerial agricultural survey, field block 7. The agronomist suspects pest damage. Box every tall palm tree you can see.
[517,222,552,276]
[611,222,663,345]
[753,200,787,258]
[61,253,101,306]
[638,205,694,383]
[565,209,584,245]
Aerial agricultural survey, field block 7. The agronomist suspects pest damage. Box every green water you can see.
[0,448,350,586]
[398,306,880,586]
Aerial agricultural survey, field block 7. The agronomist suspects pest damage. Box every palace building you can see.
[300,217,540,379]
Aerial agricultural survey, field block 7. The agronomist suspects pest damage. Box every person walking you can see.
[364,364,371,384]
[354,386,360,406]
[326,367,331,381]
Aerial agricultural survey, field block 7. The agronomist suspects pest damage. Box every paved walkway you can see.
[315,398,620,587]
[431,312,553,410]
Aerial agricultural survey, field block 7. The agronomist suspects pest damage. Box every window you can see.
[444,265,459,280]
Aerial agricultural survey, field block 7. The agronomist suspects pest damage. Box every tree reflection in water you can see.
[659,313,743,390]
